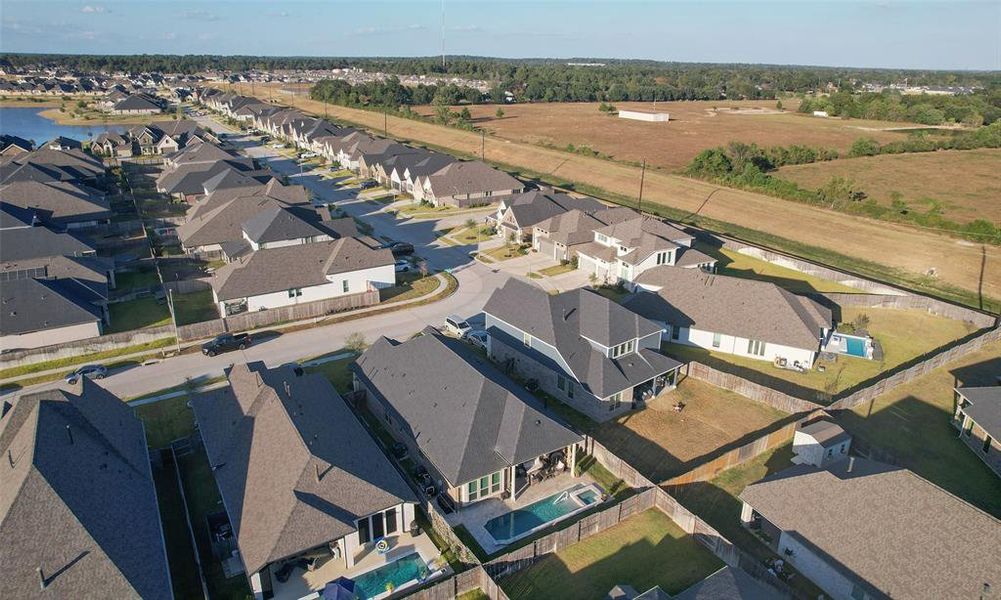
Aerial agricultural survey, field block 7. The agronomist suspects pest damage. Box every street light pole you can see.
[167,288,181,355]
[481,129,485,160]
[638,160,646,213]
[384,108,388,137]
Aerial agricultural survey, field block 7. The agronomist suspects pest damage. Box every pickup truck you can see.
[201,333,251,356]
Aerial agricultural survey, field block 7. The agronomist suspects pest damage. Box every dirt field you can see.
[223,83,1001,304]
[777,149,1001,224]
[415,99,929,171]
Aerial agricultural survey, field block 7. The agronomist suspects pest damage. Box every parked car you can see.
[444,315,472,338]
[383,241,414,257]
[65,364,108,384]
[358,180,378,190]
[394,259,413,273]
[201,333,252,356]
[466,330,488,350]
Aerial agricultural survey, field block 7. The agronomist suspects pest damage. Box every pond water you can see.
[0,107,129,144]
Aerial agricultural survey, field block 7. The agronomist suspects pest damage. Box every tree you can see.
[686,148,733,178]
[849,137,881,157]
[775,99,783,111]
[464,218,477,230]
[458,106,472,122]
[495,107,505,119]
[344,332,367,353]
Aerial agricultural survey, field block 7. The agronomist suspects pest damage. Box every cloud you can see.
[162,31,177,41]
[267,10,292,18]
[350,24,426,36]
[182,9,219,21]
[448,25,483,32]
[80,5,109,14]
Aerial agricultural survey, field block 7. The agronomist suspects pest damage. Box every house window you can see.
[342,280,350,293]
[963,415,974,436]
[712,332,722,348]
[467,471,503,501]
[358,517,371,544]
[609,391,623,411]
[611,339,635,358]
[557,374,566,391]
[287,288,302,298]
[372,511,385,539]
[522,332,531,347]
[567,382,575,399]
[671,325,680,341]
[596,233,608,244]
[747,339,766,356]
[656,252,669,265]
[984,435,993,454]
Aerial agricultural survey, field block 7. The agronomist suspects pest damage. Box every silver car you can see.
[65,364,108,384]
[466,330,488,350]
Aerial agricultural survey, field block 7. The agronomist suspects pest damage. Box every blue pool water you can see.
[484,486,598,543]
[353,552,429,599]
[845,337,867,357]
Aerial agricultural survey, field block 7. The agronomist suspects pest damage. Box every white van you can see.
[444,315,472,338]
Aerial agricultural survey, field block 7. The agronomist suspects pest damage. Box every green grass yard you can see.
[696,243,861,294]
[107,297,171,333]
[115,268,161,291]
[379,272,440,303]
[134,394,197,449]
[172,289,219,325]
[0,337,176,380]
[663,307,978,402]
[499,509,722,600]
[539,262,576,277]
[447,225,494,244]
[305,354,357,394]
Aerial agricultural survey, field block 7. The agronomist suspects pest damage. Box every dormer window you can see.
[596,233,608,244]
[611,339,635,358]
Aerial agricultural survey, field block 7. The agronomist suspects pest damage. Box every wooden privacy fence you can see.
[402,566,510,600]
[815,292,997,329]
[0,325,174,368]
[684,361,824,414]
[662,421,798,486]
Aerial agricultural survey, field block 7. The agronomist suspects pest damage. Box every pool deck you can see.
[445,472,603,555]
[269,531,449,600]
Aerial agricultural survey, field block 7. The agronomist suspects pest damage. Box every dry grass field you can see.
[415,99,930,171]
[778,148,1001,224]
[223,83,1001,305]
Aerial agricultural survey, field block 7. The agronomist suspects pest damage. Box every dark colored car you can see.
[201,333,251,356]
[358,180,378,190]
[65,364,108,384]
[383,241,415,257]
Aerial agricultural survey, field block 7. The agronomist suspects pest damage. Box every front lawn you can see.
[663,307,979,402]
[480,244,529,262]
[172,289,219,325]
[499,509,722,600]
[379,272,440,303]
[447,225,494,244]
[107,297,171,333]
[539,262,576,277]
[837,339,1001,518]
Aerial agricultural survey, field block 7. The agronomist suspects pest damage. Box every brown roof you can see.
[427,160,523,198]
[624,266,832,351]
[740,459,1001,599]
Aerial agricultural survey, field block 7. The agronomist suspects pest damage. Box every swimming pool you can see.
[484,484,601,544]
[352,552,429,599]
[844,336,867,358]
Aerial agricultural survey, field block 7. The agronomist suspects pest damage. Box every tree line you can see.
[798,89,1001,126]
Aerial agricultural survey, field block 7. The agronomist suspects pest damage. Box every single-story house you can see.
[484,278,682,421]
[0,277,107,350]
[191,362,419,600]
[0,180,112,228]
[623,266,833,369]
[954,385,1001,477]
[415,160,524,208]
[209,237,393,316]
[0,380,173,599]
[111,93,163,115]
[740,458,1001,600]
[352,329,583,510]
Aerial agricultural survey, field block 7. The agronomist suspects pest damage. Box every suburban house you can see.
[623,266,833,369]
[483,279,682,420]
[0,277,107,350]
[792,418,852,467]
[415,160,525,208]
[43,136,82,151]
[127,119,211,155]
[156,144,263,202]
[192,362,427,600]
[621,566,775,600]
[491,189,606,243]
[392,152,454,195]
[954,385,1001,477]
[575,215,716,284]
[532,206,637,263]
[92,131,135,158]
[0,381,173,599]
[209,236,393,316]
[0,179,111,228]
[352,329,583,510]
[740,458,1001,600]
[111,93,163,115]
[0,147,106,186]
[0,134,33,157]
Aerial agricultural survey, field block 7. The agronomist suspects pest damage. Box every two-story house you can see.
[483,279,682,421]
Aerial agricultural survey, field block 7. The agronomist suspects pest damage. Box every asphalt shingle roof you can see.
[958,386,1001,439]
[0,277,103,337]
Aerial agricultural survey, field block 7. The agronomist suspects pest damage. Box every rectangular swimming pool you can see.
[484,484,600,545]
[845,336,867,358]
[352,552,429,599]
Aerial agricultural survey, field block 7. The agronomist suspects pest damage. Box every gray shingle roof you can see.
[0,180,111,225]
[0,223,95,262]
[427,160,523,198]
[0,277,103,337]
[484,279,679,398]
[241,206,327,244]
[503,191,605,230]
[0,381,172,600]
[211,237,392,301]
[113,94,162,111]
[740,459,1001,599]
[957,386,1001,438]
[798,419,850,446]
[353,331,582,486]
[624,266,832,351]
[191,362,415,576]
[672,566,775,600]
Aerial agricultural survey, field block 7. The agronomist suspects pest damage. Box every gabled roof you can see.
[211,237,392,301]
[191,362,415,575]
[113,94,161,111]
[0,201,38,228]
[0,180,110,225]
[0,277,103,337]
[178,194,314,248]
[241,206,328,244]
[0,222,95,262]
[426,160,523,198]
[0,381,172,599]
[595,215,693,248]
[672,566,775,600]
[740,459,1001,600]
[484,279,679,398]
[503,190,605,229]
[353,330,582,486]
[624,266,832,351]
[957,386,1001,438]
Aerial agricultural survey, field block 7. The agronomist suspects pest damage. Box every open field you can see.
[224,83,1001,308]
[837,339,1001,517]
[499,509,722,600]
[415,99,942,172]
[777,148,1001,225]
[664,307,979,402]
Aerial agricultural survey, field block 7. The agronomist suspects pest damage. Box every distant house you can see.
[792,418,851,467]
[415,160,524,208]
[92,132,135,158]
[209,237,393,316]
[0,381,173,600]
[954,385,1001,477]
[0,134,33,157]
[43,136,82,151]
[491,189,605,243]
[623,266,832,369]
[191,362,420,600]
[740,458,1001,600]
[353,329,582,510]
[484,279,682,420]
[0,180,111,228]
[111,93,163,115]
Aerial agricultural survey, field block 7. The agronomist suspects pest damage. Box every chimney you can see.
[65,425,74,445]
[37,567,46,591]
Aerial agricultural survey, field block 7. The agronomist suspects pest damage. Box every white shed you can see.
[792,419,851,467]
[618,109,670,123]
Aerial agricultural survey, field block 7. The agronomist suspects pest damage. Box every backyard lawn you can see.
[836,339,1001,518]
[134,394,197,449]
[115,268,161,291]
[664,307,979,403]
[107,297,171,332]
[583,379,790,481]
[173,289,219,325]
[499,509,722,600]
[696,243,861,294]
[305,354,357,394]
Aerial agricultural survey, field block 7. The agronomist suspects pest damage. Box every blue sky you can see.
[1,1,998,70]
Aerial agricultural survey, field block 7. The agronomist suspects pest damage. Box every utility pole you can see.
[384,108,388,137]
[638,160,646,213]
[167,289,181,355]
[481,129,485,160]
[441,0,446,69]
